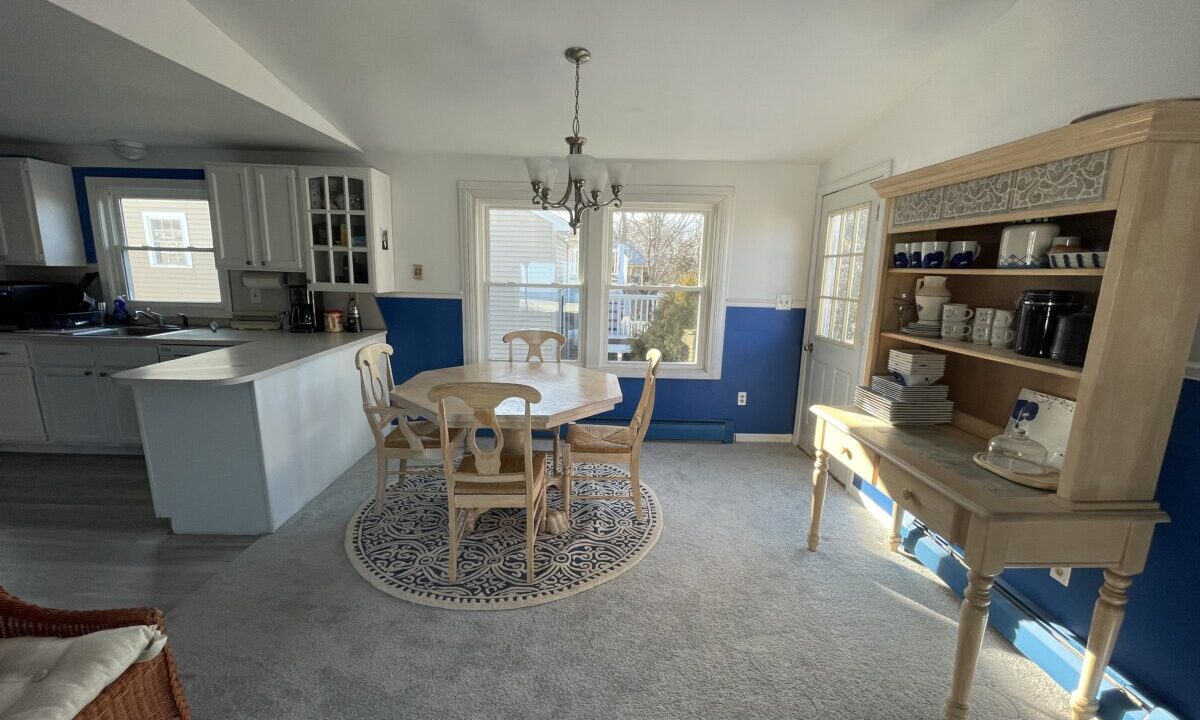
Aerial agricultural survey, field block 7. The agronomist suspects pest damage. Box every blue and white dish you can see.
[1048,250,1107,269]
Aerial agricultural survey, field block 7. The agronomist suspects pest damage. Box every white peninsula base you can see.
[120,331,384,534]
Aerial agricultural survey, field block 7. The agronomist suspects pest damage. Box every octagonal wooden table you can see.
[391,361,624,532]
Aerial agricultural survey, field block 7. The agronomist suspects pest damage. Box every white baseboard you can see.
[733,433,793,443]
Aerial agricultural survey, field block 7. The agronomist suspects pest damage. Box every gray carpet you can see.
[167,442,1069,719]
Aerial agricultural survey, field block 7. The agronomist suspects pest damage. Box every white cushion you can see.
[0,625,166,720]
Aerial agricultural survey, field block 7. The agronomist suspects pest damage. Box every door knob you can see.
[803,343,814,352]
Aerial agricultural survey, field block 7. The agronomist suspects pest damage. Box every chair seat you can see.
[568,423,634,453]
[455,451,548,488]
[384,420,443,449]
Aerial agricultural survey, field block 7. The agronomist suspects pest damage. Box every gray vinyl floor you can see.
[0,444,1070,718]
[0,452,255,611]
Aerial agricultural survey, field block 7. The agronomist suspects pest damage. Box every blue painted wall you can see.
[375,299,806,435]
[999,381,1200,718]
[71,167,207,263]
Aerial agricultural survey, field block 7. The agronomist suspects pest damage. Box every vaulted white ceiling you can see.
[2,0,1019,161]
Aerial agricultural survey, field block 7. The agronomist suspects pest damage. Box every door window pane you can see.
[814,202,872,347]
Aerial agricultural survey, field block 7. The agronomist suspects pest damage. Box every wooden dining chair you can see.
[429,382,549,583]
[501,328,567,473]
[563,348,662,522]
[502,329,566,362]
[357,343,462,514]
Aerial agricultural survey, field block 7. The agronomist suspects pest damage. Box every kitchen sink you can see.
[71,325,186,337]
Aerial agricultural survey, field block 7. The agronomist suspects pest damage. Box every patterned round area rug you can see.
[344,463,662,609]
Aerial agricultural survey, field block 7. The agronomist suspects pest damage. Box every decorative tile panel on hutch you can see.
[806,101,1200,720]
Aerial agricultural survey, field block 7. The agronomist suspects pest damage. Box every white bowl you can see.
[890,370,943,387]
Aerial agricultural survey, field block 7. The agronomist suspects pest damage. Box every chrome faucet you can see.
[134,308,165,327]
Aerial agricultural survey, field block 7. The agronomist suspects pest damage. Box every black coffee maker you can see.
[287,285,322,333]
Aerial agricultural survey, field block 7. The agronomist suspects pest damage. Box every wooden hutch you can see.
[806,101,1200,719]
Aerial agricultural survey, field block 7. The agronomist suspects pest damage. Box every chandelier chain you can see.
[572,59,581,138]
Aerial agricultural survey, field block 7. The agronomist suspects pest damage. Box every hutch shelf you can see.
[806,101,1200,720]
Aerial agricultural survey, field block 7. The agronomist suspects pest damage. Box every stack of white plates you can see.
[901,321,941,338]
[869,375,950,402]
[888,349,947,374]
[854,386,955,425]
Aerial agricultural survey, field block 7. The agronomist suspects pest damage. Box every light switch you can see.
[413,264,423,280]
[776,293,792,310]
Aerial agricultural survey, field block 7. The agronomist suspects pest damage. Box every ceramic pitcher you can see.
[915,276,952,323]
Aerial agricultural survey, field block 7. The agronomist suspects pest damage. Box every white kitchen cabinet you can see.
[0,158,86,266]
[98,367,141,445]
[36,366,108,444]
[299,167,394,292]
[206,163,305,272]
[0,366,46,443]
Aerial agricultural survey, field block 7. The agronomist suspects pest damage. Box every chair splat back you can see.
[630,349,663,442]
[502,329,566,362]
[428,382,542,475]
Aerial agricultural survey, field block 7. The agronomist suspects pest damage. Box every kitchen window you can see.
[461,182,731,378]
[87,178,230,316]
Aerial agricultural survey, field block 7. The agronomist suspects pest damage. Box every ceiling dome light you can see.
[111,139,148,161]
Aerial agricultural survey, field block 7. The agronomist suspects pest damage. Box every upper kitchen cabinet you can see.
[0,158,86,266]
[300,167,394,293]
[205,163,305,272]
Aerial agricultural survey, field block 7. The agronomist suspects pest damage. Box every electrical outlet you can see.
[413,264,423,280]
[775,293,792,310]
[1050,566,1072,587]
[737,391,747,406]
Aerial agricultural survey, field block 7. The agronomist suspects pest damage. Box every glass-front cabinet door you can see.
[300,167,393,292]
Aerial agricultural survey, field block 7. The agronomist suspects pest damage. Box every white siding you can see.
[119,198,220,303]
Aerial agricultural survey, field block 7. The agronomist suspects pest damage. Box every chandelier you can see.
[524,47,631,232]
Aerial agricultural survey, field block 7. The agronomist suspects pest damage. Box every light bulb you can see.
[524,157,550,183]
[609,162,631,187]
[567,154,595,182]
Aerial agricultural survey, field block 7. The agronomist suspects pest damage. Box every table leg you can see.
[1069,570,1133,720]
[888,503,904,553]
[945,570,996,720]
[807,448,829,551]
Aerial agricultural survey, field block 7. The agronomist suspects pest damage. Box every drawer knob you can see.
[840,446,853,460]
[902,489,917,503]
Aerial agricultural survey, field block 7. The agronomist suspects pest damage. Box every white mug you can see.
[990,327,1016,347]
[992,309,1015,328]
[942,303,974,322]
[941,322,972,340]
[920,240,949,268]
[975,308,997,326]
[948,240,980,268]
[971,320,992,345]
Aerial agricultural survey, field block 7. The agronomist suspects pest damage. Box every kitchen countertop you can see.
[104,329,386,386]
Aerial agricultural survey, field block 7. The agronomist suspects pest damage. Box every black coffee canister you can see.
[1013,290,1080,357]
[1049,307,1095,366]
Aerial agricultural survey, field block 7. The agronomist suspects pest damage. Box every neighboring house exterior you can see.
[118,198,219,304]
[486,209,580,359]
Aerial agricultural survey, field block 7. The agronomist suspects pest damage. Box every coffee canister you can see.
[1013,290,1080,357]
[1049,307,1095,366]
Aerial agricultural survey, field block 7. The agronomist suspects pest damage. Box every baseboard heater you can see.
[560,418,735,443]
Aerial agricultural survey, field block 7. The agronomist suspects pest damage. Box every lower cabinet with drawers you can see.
[0,338,162,452]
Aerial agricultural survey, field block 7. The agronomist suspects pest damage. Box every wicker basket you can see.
[0,586,189,720]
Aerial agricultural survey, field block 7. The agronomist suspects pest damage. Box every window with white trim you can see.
[461,182,732,379]
[87,178,230,316]
[142,211,192,268]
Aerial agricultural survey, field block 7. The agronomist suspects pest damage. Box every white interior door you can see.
[796,181,881,466]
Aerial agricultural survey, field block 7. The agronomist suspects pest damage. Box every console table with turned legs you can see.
[806,406,1166,720]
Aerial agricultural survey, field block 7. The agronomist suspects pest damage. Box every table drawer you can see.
[820,422,878,481]
[0,341,30,366]
[31,342,95,367]
[877,458,968,546]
